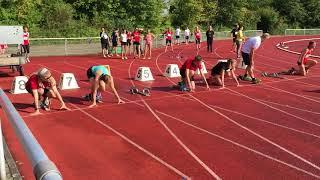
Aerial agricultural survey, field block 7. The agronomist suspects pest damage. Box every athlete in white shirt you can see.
[120,29,128,60]
[175,27,181,45]
[184,28,190,45]
[239,33,270,84]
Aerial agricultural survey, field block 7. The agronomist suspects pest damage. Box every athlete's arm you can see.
[31,89,41,115]
[186,69,192,90]
[249,48,255,65]
[90,70,102,107]
[108,76,124,104]
[200,71,209,89]
[49,78,69,110]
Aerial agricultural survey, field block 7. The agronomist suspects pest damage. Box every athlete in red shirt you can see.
[194,26,202,52]
[26,68,69,115]
[132,28,142,58]
[164,28,174,52]
[22,26,30,62]
[282,41,317,76]
[180,55,209,92]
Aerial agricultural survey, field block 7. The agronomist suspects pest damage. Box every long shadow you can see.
[151,86,178,92]
[63,96,85,105]
[305,90,320,93]
[12,102,33,110]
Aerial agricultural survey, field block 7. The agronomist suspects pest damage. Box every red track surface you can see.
[1,36,320,179]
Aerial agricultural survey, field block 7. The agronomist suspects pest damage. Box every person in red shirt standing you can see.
[22,26,30,62]
[282,41,317,76]
[194,26,202,53]
[164,28,174,52]
[179,55,209,92]
[132,28,142,59]
[25,68,69,116]
[0,44,7,54]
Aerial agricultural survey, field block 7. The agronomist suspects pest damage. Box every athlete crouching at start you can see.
[282,41,317,76]
[209,59,239,88]
[179,55,209,92]
[26,68,70,116]
[86,65,124,107]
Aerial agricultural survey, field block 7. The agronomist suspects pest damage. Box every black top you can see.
[211,61,230,75]
[231,28,237,38]
[206,30,215,39]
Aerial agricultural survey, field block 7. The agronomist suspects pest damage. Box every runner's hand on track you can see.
[30,111,41,116]
[60,104,70,111]
[118,99,125,104]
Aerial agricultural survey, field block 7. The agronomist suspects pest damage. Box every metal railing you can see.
[285,29,320,36]
[0,89,62,180]
[0,119,5,180]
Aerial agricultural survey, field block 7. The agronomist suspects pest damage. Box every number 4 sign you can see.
[58,73,79,90]
[164,64,180,78]
[10,76,28,94]
[135,67,154,81]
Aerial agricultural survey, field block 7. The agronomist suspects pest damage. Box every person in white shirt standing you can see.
[100,27,110,58]
[239,33,270,84]
[184,27,190,45]
[120,29,128,60]
[175,27,181,45]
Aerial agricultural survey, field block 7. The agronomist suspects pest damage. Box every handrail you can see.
[0,89,62,180]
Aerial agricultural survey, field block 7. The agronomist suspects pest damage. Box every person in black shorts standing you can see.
[100,27,110,58]
[210,59,239,88]
[231,24,239,52]
[111,29,119,57]
[206,26,215,53]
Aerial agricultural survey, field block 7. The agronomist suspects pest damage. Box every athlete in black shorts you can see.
[210,59,239,88]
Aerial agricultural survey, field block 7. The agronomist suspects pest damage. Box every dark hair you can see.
[195,55,202,61]
[309,41,315,46]
[99,74,110,83]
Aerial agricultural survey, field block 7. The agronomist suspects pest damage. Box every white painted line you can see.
[129,52,222,180]
[189,94,320,172]
[156,110,320,179]
[211,105,320,139]
[68,103,191,179]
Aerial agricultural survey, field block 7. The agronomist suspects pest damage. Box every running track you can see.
[1,36,320,179]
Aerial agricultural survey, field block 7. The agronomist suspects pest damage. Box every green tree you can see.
[169,0,203,29]
[272,0,306,27]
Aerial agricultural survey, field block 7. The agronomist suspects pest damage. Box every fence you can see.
[5,30,263,57]
[0,89,62,180]
[285,29,320,36]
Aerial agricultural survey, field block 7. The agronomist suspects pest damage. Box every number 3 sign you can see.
[58,73,79,90]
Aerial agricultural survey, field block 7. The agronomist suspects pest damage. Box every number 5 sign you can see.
[135,67,154,81]
[10,76,28,94]
[58,73,79,90]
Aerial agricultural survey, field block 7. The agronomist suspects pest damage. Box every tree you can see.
[169,0,203,29]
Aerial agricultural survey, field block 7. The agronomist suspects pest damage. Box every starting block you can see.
[103,65,111,75]
[237,57,247,69]
[10,76,28,94]
[135,67,154,81]
[195,61,208,74]
[164,64,180,78]
[58,73,79,90]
